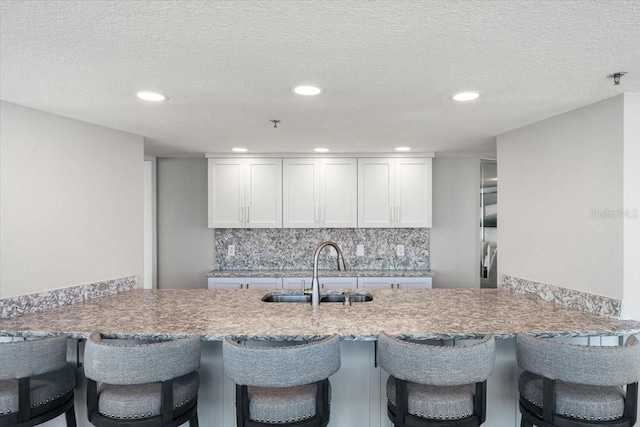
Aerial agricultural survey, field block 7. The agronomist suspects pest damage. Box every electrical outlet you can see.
[228,245,235,257]
[356,244,365,257]
[396,244,405,257]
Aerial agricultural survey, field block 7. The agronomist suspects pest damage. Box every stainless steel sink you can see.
[261,292,373,303]
[320,293,373,303]
[262,294,312,303]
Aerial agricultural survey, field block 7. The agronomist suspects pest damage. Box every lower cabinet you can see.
[357,276,432,289]
[207,277,282,290]
[283,277,357,290]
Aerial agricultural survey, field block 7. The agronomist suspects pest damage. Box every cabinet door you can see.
[358,158,394,228]
[357,277,395,290]
[395,158,432,228]
[282,277,313,291]
[208,159,245,228]
[320,158,358,228]
[245,159,282,228]
[207,277,243,289]
[283,159,320,228]
[319,277,357,290]
[395,277,432,289]
[244,277,282,290]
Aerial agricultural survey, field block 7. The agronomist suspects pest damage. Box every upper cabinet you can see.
[283,158,357,228]
[208,158,282,228]
[358,158,432,228]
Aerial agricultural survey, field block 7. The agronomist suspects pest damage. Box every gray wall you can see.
[430,157,481,288]
[498,95,624,299]
[1,101,144,298]
[157,158,214,289]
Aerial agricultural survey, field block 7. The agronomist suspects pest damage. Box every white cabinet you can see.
[283,158,357,228]
[207,277,282,289]
[358,158,432,228]
[208,158,282,228]
[357,276,432,289]
[282,277,312,291]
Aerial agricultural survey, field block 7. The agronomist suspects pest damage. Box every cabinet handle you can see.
[246,207,250,223]
[390,207,394,224]
[239,207,243,223]
[314,206,318,224]
[396,207,401,223]
[321,207,325,224]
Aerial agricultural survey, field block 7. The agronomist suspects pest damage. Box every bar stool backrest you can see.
[223,335,340,388]
[378,332,496,386]
[83,332,201,385]
[516,334,640,386]
[0,335,68,380]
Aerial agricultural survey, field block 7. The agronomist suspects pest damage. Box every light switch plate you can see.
[228,245,235,257]
[356,244,365,256]
[396,244,405,257]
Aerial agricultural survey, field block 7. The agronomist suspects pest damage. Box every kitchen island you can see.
[1,288,638,427]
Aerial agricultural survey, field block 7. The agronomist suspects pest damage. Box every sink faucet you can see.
[311,241,346,306]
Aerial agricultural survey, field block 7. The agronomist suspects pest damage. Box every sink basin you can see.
[261,292,373,303]
[320,293,373,303]
[262,294,312,303]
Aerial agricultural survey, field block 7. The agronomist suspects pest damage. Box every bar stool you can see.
[516,334,640,427]
[378,332,496,427]
[0,335,76,427]
[83,332,201,427]
[223,335,340,426]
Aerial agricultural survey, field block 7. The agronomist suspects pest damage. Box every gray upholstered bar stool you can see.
[378,332,496,427]
[223,335,340,427]
[516,334,640,427]
[83,332,201,427]
[0,335,76,427]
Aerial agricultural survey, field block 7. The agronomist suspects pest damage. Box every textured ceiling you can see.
[1,1,639,156]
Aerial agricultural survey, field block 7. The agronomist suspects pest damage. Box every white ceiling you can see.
[1,1,639,156]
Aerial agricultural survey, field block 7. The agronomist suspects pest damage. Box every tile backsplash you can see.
[215,228,429,270]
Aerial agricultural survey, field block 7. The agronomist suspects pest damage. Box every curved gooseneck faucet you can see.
[311,241,346,306]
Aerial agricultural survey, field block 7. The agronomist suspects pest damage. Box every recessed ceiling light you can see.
[294,85,322,96]
[314,147,330,153]
[452,92,480,102]
[395,146,412,152]
[135,91,167,102]
[231,147,248,153]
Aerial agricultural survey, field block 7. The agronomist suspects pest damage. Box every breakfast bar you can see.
[1,288,639,427]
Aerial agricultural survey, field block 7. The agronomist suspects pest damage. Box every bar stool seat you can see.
[516,334,640,427]
[378,332,496,427]
[519,371,625,422]
[0,335,76,427]
[96,371,199,420]
[386,379,475,420]
[248,383,320,423]
[84,332,201,427]
[223,335,340,427]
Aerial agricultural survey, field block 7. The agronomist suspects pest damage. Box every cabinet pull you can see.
[396,207,401,223]
[321,207,325,224]
[314,206,318,224]
[390,207,394,224]
[246,207,250,223]
[239,207,244,223]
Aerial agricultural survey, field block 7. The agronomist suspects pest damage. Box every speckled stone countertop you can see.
[207,269,435,278]
[1,289,638,341]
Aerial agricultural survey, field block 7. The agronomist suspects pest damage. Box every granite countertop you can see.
[1,289,638,341]
[207,269,435,278]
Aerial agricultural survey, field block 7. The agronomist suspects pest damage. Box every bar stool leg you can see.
[65,406,77,427]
